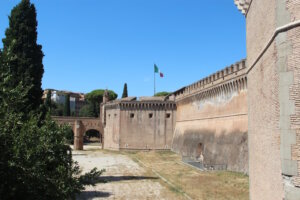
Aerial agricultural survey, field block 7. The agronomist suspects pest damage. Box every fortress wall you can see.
[172,60,248,173]
[103,107,120,150]
[244,0,300,199]
[119,106,176,150]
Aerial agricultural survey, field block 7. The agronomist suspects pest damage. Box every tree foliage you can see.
[85,89,118,104]
[64,94,70,116]
[122,83,128,98]
[79,103,95,117]
[83,89,118,117]
[45,89,52,111]
[154,91,171,97]
[50,102,64,116]
[0,1,104,199]
[0,0,44,116]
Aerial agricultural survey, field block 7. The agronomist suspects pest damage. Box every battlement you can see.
[174,59,247,102]
[104,99,176,110]
[234,0,252,15]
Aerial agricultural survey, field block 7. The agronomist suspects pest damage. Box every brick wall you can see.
[245,0,300,199]
[288,26,300,187]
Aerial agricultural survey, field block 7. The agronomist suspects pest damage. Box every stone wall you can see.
[236,0,300,199]
[172,60,248,173]
[103,105,121,150]
[103,100,176,150]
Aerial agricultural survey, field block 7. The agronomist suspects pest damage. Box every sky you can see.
[0,0,246,97]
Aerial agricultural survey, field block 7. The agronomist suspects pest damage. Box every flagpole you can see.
[154,66,156,96]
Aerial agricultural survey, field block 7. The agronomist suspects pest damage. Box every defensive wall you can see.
[52,116,103,150]
[172,59,248,173]
[102,97,176,150]
[235,0,300,199]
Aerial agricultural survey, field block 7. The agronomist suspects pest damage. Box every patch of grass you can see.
[123,150,249,200]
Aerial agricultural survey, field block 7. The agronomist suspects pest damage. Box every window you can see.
[108,114,111,118]
[166,113,171,118]
[149,113,153,118]
[130,113,134,118]
[114,114,117,117]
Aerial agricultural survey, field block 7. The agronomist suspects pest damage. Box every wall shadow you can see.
[77,191,111,200]
[99,176,158,183]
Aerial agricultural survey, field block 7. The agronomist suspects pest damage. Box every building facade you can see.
[235,0,300,199]
[172,59,248,173]
[101,96,176,150]
[43,89,87,116]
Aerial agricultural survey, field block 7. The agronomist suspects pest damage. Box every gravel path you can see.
[74,146,178,200]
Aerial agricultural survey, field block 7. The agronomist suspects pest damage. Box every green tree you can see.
[122,83,128,98]
[79,103,95,117]
[154,91,171,97]
[0,0,44,116]
[64,94,70,116]
[44,89,52,111]
[50,102,64,116]
[85,89,118,117]
[0,1,104,199]
[0,49,2,67]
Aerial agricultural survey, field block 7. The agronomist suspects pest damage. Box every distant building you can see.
[43,89,87,116]
[101,96,176,150]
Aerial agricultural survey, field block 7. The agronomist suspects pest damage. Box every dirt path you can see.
[74,147,248,200]
[74,146,182,200]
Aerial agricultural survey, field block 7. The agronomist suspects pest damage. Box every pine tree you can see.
[122,83,128,98]
[64,94,70,116]
[0,0,44,115]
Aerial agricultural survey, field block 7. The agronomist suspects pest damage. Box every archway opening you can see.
[84,129,102,145]
[197,143,203,156]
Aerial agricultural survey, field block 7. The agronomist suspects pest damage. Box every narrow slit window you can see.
[149,113,153,118]
[166,113,171,118]
[130,113,134,118]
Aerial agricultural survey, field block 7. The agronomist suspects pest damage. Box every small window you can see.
[149,113,153,118]
[114,114,117,117]
[166,113,171,118]
[130,113,134,118]
[108,114,111,118]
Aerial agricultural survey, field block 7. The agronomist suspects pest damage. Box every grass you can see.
[122,150,249,200]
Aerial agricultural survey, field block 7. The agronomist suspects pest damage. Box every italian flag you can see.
[154,64,164,78]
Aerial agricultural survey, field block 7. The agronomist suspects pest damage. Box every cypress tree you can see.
[0,0,44,115]
[122,83,128,98]
[64,94,70,116]
[0,1,104,199]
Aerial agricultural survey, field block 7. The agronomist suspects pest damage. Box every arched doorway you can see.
[84,129,103,146]
[196,143,204,163]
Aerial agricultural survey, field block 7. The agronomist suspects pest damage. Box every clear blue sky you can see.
[0,0,245,97]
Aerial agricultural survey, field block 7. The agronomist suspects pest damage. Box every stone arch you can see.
[84,128,103,144]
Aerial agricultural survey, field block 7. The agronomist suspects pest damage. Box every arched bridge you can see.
[52,116,104,150]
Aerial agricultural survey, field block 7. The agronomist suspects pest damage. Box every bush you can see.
[64,126,74,145]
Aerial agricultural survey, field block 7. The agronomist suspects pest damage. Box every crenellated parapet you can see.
[234,0,252,15]
[174,59,247,103]
[104,100,176,111]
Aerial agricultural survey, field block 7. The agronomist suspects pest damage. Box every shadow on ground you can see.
[77,191,111,200]
[99,176,158,183]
